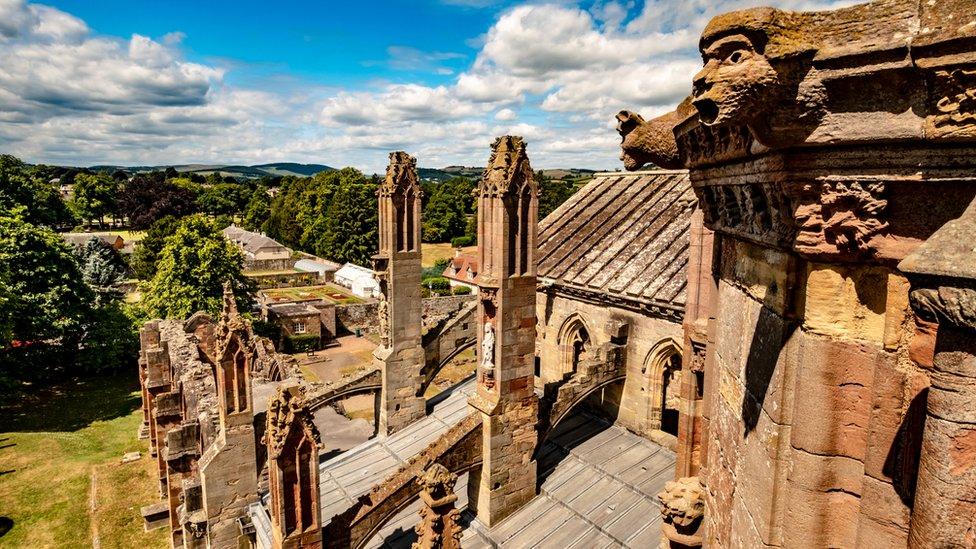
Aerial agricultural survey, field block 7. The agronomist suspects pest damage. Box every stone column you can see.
[138,320,160,439]
[164,421,201,548]
[373,151,426,435]
[145,342,172,459]
[468,136,539,527]
[900,200,976,547]
[153,391,182,498]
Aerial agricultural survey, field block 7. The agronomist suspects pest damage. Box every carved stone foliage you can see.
[658,476,705,548]
[676,119,754,168]
[689,341,706,374]
[263,386,321,460]
[412,463,462,549]
[480,136,535,198]
[695,179,889,260]
[932,68,976,133]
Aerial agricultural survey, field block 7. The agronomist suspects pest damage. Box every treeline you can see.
[0,154,254,385]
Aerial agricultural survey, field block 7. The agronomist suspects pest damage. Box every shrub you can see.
[284,333,319,353]
[433,257,450,271]
[251,319,280,342]
[452,285,472,295]
[426,277,451,292]
[451,236,473,248]
[420,287,432,298]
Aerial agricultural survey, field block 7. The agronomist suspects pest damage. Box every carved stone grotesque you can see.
[658,476,705,548]
[616,100,694,170]
[412,463,462,549]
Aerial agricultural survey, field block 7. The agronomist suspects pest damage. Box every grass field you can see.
[0,375,166,549]
[421,243,475,268]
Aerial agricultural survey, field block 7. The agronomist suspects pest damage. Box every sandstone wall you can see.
[535,288,683,439]
[336,296,476,335]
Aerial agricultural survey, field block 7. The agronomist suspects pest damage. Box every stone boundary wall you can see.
[244,257,294,271]
[335,295,476,335]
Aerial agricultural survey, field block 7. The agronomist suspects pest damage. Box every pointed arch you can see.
[556,314,594,379]
[643,339,683,436]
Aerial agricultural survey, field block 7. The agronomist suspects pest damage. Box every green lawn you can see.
[421,242,475,268]
[0,375,166,549]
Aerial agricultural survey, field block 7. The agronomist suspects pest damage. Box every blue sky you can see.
[0,0,851,172]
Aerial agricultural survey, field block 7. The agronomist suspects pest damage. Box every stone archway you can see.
[643,339,683,443]
[555,314,593,380]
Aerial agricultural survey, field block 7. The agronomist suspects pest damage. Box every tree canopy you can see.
[119,173,199,229]
[141,215,255,319]
[0,154,76,228]
[242,187,272,231]
[130,215,181,280]
[72,173,119,227]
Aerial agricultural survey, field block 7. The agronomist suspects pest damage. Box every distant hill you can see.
[417,166,597,182]
[89,162,334,179]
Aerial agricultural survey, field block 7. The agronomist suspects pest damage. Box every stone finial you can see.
[263,386,320,460]
[412,463,462,549]
[381,151,419,197]
[658,476,705,548]
[480,135,534,197]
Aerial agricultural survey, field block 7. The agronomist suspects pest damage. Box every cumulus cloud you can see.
[0,0,858,172]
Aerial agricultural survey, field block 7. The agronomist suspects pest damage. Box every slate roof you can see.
[537,170,695,311]
[222,225,288,254]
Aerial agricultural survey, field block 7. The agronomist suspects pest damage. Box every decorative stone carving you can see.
[381,150,419,198]
[616,101,695,170]
[658,476,705,548]
[933,68,976,131]
[263,386,321,460]
[480,136,534,198]
[481,323,495,369]
[378,291,390,347]
[412,463,462,549]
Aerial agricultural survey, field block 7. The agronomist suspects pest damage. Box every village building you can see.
[62,232,125,251]
[264,301,337,351]
[333,263,380,299]
[223,225,294,271]
[441,251,478,294]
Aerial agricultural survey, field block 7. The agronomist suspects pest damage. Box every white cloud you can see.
[494,108,517,121]
[0,0,860,173]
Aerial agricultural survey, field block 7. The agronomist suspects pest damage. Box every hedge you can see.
[452,285,472,295]
[451,236,473,248]
[284,334,319,353]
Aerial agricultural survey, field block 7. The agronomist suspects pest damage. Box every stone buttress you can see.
[467,135,540,527]
[373,151,426,435]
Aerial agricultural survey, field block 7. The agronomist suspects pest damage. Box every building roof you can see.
[62,232,123,248]
[294,258,341,274]
[443,253,478,285]
[222,225,288,254]
[267,302,321,317]
[537,170,695,313]
[334,263,376,281]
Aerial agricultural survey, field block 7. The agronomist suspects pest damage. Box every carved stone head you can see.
[658,476,705,528]
[692,12,783,127]
[615,99,694,170]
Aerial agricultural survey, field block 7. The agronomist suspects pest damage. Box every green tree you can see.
[0,215,94,368]
[76,302,139,373]
[315,182,378,265]
[142,215,255,319]
[196,182,251,217]
[242,187,272,231]
[75,237,126,304]
[537,173,579,220]
[72,173,119,227]
[0,154,76,227]
[130,215,180,280]
[422,184,467,242]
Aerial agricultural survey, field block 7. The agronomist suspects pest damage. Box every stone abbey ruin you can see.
[137,0,976,546]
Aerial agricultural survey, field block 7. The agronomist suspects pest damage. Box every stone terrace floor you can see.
[250,379,676,548]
